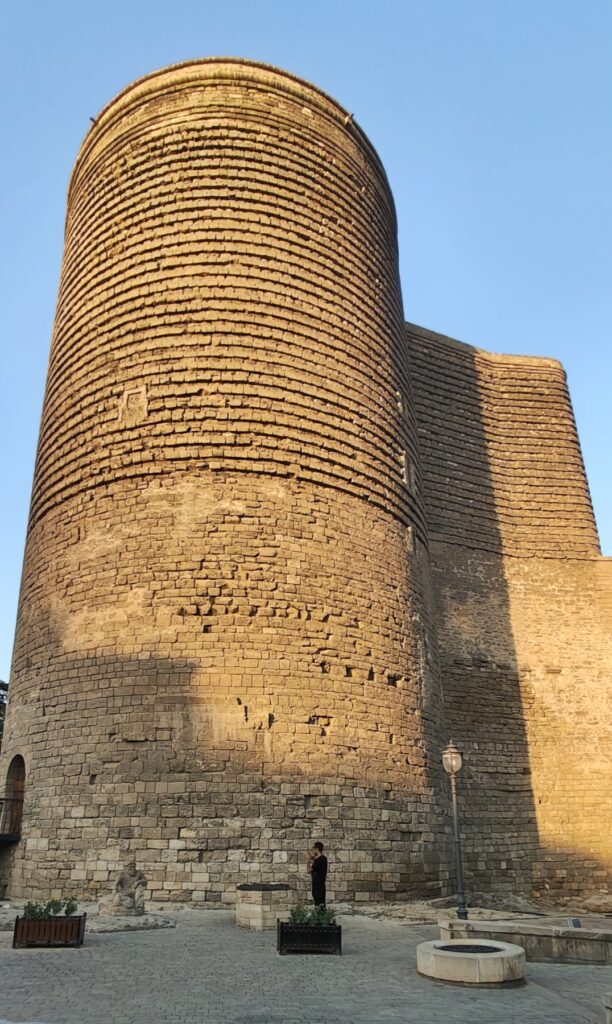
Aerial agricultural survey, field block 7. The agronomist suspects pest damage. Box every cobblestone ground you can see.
[1,911,610,1024]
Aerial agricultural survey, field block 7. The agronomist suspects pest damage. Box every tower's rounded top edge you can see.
[69,57,391,199]
[96,56,353,122]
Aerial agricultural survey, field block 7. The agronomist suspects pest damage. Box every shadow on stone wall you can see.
[407,322,611,902]
[1,627,609,904]
[1,318,609,904]
[0,637,447,903]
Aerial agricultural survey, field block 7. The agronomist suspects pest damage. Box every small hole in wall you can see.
[387,673,403,688]
[345,666,352,678]
[89,774,97,785]
[268,713,275,729]
[236,697,242,705]
[243,705,249,722]
[367,667,375,681]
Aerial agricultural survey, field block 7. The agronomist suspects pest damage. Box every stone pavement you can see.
[1,910,610,1024]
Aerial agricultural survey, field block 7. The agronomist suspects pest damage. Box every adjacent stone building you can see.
[1,59,610,906]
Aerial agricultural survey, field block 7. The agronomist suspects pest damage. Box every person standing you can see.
[307,841,328,907]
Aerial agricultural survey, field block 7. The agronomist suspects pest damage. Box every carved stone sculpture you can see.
[100,861,147,917]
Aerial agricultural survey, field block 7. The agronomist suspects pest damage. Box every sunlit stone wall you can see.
[0,60,445,902]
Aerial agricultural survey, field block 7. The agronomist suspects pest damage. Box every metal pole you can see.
[449,773,468,920]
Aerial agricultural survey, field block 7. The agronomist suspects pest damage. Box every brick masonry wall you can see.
[2,62,608,907]
[405,324,599,559]
[506,556,612,898]
[407,324,611,898]
[0,61,446,903]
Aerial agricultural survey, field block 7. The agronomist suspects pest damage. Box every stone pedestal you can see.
[235,883,292,931]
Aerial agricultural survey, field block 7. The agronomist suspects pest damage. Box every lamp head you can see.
[442,739,463,776]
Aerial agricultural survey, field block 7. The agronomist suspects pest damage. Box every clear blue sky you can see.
[1,0,611,681]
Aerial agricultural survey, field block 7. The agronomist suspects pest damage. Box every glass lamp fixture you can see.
[442,740,463,776]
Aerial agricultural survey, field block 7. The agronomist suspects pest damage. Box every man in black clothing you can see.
[308,841,328,907]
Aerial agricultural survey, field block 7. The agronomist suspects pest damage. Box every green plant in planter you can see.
[309,905,336,927]
[23,898,78,919]
[288,904,336,926]
[289,904,310,925]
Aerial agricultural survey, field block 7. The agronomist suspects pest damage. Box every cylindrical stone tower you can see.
[1,59,445,903]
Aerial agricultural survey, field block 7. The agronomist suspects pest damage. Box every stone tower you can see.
[1,60,445,902]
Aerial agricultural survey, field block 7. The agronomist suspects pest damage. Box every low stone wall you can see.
[441,918,612,965]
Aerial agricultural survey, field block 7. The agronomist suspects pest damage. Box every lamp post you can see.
[442,739,468,920]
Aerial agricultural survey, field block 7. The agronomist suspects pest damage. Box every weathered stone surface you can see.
[583,893,612,914]
[0,59,444,904]
[407,325,611,900]
[99,862,147,916]
[417,938,526,984]
[0,59,609,908]
[440,917,612,965]
[235,885,293,930]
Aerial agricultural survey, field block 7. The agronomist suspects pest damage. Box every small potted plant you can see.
[13,898,86,948]
[277,904,342,955]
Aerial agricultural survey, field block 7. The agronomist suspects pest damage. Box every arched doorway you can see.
[3,755,25,837]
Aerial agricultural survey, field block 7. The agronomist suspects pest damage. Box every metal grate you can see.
[437,943,503,954]
[0,795,23,840]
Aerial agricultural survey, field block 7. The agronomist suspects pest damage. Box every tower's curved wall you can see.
[1,60,444,902]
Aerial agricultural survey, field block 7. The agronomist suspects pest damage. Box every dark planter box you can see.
[277,920,342,955]
[13,914,86,948]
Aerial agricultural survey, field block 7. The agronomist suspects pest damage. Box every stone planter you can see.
[13,914,86,948]
[277,920,342,955]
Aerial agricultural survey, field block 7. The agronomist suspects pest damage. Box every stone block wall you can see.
[1,476,446,903]
[406,323,611,898]
[0,60,446,903]
[1,62,609,906]
[235,886,293,930]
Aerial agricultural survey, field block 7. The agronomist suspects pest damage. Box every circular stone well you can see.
[417,939,526,985]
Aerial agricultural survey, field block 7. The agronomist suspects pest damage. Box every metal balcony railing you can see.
[0,795,23,842]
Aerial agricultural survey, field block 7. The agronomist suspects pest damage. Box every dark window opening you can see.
[1,754,25,839]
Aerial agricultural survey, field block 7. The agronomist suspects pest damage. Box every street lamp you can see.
[442,739,468,920]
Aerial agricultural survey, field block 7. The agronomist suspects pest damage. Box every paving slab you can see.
[0,910,610,1023]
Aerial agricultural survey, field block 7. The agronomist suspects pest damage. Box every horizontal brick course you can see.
[1,60,444,903]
